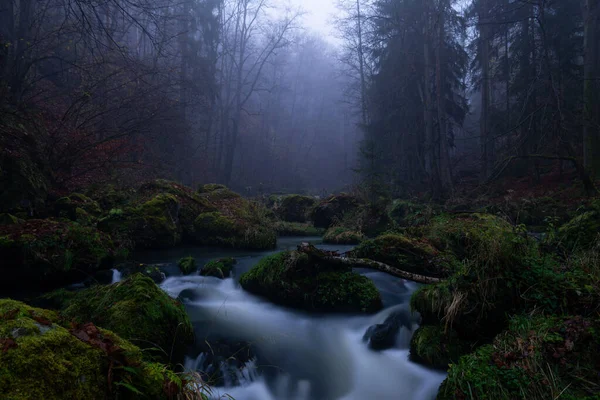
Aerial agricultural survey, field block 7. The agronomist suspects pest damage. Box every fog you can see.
[1,0,598,198]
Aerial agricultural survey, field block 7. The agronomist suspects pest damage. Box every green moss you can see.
[137,180,215,241]
[438,315,600,400]
[352,234,453,277]
[0,219,115,289]
[323,227,365,244]
[556,210,600,251]
[409,325,472,369]
[198,183,228,193]
[273,194,317,222]
[274,221,325,236]
[239,251,382,313]
[389,200,439,227]
[178,256,196,275]
[54,193,102,223]
[0,299,183,400]
[194,209,276,250]
[99,194,181,249]
[312,194,361,228]
[62,274,194,365]
[201,257,236,279]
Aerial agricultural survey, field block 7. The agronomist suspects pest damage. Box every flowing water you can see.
[133,237,446,400]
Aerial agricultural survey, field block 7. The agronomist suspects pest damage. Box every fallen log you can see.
[297,243,442,284]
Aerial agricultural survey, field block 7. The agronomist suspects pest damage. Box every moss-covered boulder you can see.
[409,325,472,369]
[556,209,600,251]
[0,219,115,289]
[85,184,134,211]
[138,180,215,242]
[272,195,316,222]
[0,299,186,400]
[239,250,382,313]
[351,234,453,278]
[99,193,181,249]
[389,200,438,227]
[323,227,365,244]
[438,315,600,400]
[312,194,361,228]
[53,193,102,226]
[198,183,228,193]
[178,256,196,275]
[275,221,325,237]
[408,213,541,340]
[62,274,194,364]
[200,258,236,279]
[194,186,276,249]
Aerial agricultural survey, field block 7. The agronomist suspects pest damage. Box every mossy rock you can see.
[273,194,317,222]
[98,194,181,249]
[274,221,325,237]
[323,227,365,244]
[138,180,215,241]
[201,257,236,279]
[198,183,228,193]
[194,212,277,250]
[556,209,600,251]
[239,251,382,313]
[351,234,453,278]
[389,200,438,227]
[54,193,102,223]
[178,256,196,275]
[0,213,23,225]
[419,213,539,278]
[312,194,361,228]
[62,274,194,365]
[409,325,472,369]
[0,219,115,290]
[0,299,185,400]
[438,315,600,400]
[85,184,134,211]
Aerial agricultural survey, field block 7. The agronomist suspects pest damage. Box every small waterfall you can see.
[111,269,122,284]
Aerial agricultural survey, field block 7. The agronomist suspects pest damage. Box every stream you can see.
[133,237,446,400]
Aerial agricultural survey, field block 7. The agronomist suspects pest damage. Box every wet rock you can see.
[363,309,413,350]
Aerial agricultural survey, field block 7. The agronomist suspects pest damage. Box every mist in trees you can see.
[1,0,600,199]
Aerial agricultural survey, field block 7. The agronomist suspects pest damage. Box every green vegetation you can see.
[98,193,181,249]
[0,213,22,225]
[0,299,185,400]
[0,219,115,289]
[239,251,382,313]
[555,205,600,252]
[312,194,361,228]
[61,274,194,365]
[351,233,453,277]
[409,325,472,369]
[200,257,236,278]
[438,315,600,400]
[178,256,196,275]
[194,186,276,249]
[54,193,102,224]
[274,221,325,236]
[272,194,317,222]
[323,227,365,244]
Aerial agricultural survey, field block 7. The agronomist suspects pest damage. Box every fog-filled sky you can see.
[291,0,338,41]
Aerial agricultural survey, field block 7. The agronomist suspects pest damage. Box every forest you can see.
[1,0,600,399]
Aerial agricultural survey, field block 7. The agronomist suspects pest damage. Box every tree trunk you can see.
[436,2,453,197]
[584,0,600,179]
[479,0,492,182]
[356,0,368,126]
[297,243,442,284]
